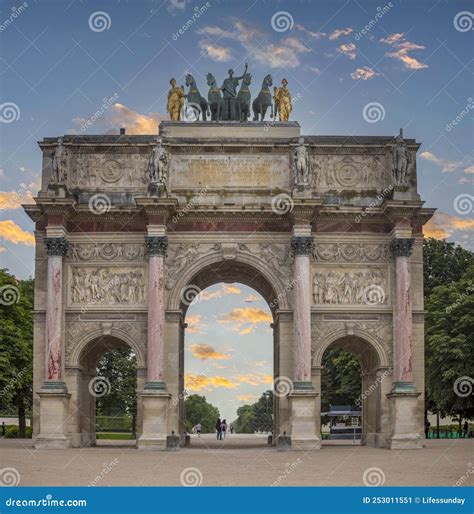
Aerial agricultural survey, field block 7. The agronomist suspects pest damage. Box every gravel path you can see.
[1,435,472,487]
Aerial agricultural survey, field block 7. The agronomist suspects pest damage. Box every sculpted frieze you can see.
[68,243,145,262]
[69,266,146,306]
[311,154,389,191]
[313,242,390,263]
[313,268,388,305]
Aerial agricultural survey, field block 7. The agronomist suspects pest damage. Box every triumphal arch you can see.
[25,119,434,451]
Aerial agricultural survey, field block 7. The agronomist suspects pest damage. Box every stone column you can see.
[35,237,71,449]
[391,237,415,390]
[286,235,320,450]
[291,236,314,388]
[44,237,69,385]
[144,235,168,389]
[138,234,171,450]
[387,237,422,449]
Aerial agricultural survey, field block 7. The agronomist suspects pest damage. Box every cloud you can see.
[420,151,461,173]
[464,165,474,174]
[218,307,272,335]
[237,394,258,402]
[167,0,187,13]
[186,314,206,334]
[197,283,241,302]
[329,27,353,40]
[198,19,310,68]
[0,246,6,253]
[380,33,428,70]
[72,103,163,135]
[337,42,356,60]
[295,24,326,39]
[351,66,379,81]
[189,344,231,360]
[245,293,263,302]
[185,373,239,391]
[198,40,233,62]
[0,189,34,211]
[303,65,322,76]
[424,211,474,240]
[235,373,273,386]
[0,220,35,246]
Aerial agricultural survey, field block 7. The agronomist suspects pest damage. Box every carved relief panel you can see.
[71,153,148,189]
[311,154,390,192]
[67,266,147,307]
[68,243,145,262]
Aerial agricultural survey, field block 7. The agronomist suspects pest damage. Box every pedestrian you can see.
[425,420,430,439]
[463,420,469,438]
[221,419,227,439]
[229,423,234,434]
[196,422,202,438]
[216,418,222,440]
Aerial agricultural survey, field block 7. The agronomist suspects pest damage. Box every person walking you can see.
[196,422,202,438]
[463,420,469,438]
[229,423,234,435]
[221,419,227,440]
[216,418,222,440]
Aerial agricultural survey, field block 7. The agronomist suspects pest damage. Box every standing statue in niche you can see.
[273,78,292,121]
[148,141,168,197]
[392,128,411,187]
[293,137,310,186]
[220,63,248,121]
[167,77,185,121]
[51,137,68,185]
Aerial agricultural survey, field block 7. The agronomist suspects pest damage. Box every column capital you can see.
[390,237,414,258]
[145,235,168,256]
[44,237,69,257]
[291,236,314,256]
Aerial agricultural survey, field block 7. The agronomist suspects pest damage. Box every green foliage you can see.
[5,425,32,438]
[184,394,220,433]
[321,348,361,413]
[233,391,273,433]
[96,415,132,432]
[423,238,473,297]
[425,265,474,426]
[96,348,137,434]
[0,269,34,437]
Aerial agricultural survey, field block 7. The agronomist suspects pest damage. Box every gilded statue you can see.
[167,77,185,121]
[273,78,292,122]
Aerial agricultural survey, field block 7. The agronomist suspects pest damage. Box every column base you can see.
[288,389,321,450]
[35,384,71,449]
[137,389,171,450]
[387,390,423,450]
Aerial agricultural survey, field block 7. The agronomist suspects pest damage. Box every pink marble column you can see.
[291,236,314,388]
[145,236,168,389]
[44,237,69,385]
[391,237,415,391]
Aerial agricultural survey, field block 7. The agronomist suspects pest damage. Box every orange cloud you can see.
[424,211,474,240]
[235,373,272,386]
[329,27,353,40]
[351,66,379,81]
[237,394,258,402]
[218,307,272,334]
[186,314,206,334]
[198,283,241,302]
[189,344,231,361]
[198,41,233,62]
[185,373,238,391]
[222,284,241,295]
[337,43,356,60]
[380,33,428,70]
[0,180,38,211]
[0,220,35,246]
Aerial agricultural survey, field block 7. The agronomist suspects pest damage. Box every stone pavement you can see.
[1,435,472,487]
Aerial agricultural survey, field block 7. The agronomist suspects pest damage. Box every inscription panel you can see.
[169,154,291,189]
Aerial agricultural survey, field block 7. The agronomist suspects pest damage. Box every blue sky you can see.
[0,0,472,419]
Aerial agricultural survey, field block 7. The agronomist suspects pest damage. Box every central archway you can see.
[170,258,287,446]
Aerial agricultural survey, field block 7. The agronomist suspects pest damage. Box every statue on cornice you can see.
[293,137,310,186]
[148,140,168,196]
[392,128,411,188]
[51,137,68,185]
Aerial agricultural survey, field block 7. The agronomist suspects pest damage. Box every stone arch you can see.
[167,250,291,314]
[69,326,146,370]
[312,327,390,371]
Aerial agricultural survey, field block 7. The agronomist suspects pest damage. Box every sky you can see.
[0,0,472,419]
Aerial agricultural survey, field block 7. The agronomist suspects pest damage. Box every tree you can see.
[321,347,361,414]
[423,238,473,297]
[233,404,255,433]
[96,348,137,435]
[184,394,219,433]
[0,269,34,437]
[425,265,474,431]
[233,391,273,433]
